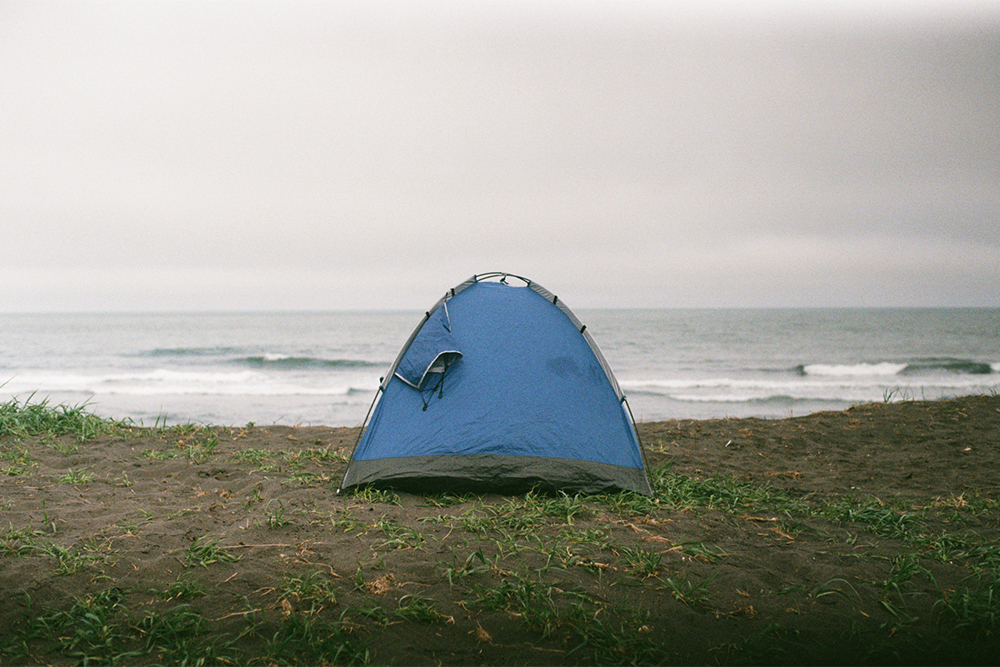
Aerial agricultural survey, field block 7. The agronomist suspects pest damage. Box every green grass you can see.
[286,471,330,485]
[280,571,339,610]
[1,529,112,575]
[328,509,369,535]
[137,605,213,660]
[599,490,662,516]
[453,491,592,541]
[820,496,923,540]
[535,527,614,573]
[232,447,273,464]
[351,486,401,506]
[0,524,44,555]
[811,577,862,603]
[183,535,241,568]
[934,569,1000,639]
[530,490,590,524]
[2,588,140,665]
[265,500,293,528]
[618,546,663,578]
[651,466,801,513]
[879,552,929,616]
[563,610,669,666]
[469,572,668,663]
[393,595,446,623]
[265,613,370,665]
[442,548,505,585]
[661,573,715,607]
[0,441,32,476]
[286,446,348,466]
[45,439,80,455]
[57,467,94,484]
[474,576,572,637]
[232,445,348,478]
[39,539,113,575]
[158,574,207,601]
[140,426,220,463]
[720,623,790,665]
[680,541,727,563]
[375,517,426,550]
[422,492,480,507]
[649,467,997,564]
[0,588,240,666]
[0,396,129,440]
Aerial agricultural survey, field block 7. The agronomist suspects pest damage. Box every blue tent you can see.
[339,273,652,495]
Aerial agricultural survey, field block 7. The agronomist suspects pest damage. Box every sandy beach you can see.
[2,394,999,665]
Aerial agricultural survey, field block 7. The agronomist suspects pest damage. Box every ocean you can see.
[2,309,997,427]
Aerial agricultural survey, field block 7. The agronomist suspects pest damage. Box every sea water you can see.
[1,309,997,427]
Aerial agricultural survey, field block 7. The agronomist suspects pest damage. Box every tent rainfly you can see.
[339,273,652,496]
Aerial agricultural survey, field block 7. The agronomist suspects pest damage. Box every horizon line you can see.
[4,305,1000,317]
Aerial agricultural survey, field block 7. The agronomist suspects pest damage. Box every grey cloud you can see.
[1,1,998,310]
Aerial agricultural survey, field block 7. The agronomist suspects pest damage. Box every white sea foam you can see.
[619,372,996,407]
[802,362,907,377]
[620,377,870,394]
[3,369,370,397]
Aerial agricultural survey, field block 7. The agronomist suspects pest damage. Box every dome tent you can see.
[339,273,652,496]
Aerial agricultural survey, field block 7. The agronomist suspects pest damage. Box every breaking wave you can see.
[619,360,999,409]
[899,358,995,375]
[4,369,374,397]
[143,347,244,358]
[238,355,382,370]
[142,348,383,370]
[795,358,995,377]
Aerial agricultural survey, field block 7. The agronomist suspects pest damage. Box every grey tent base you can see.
[339,454,653,496]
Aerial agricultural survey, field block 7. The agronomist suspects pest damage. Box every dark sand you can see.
[2,395,999,665]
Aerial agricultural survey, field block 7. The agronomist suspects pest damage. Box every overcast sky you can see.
[2,0,998,311]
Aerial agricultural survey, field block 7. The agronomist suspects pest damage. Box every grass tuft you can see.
[934,570,1000,639]
[280,571,339,611]
[0,396,129,440]
[183,535,241,568]
[265,613,370,665]
[394,595,446,623]
[351,486,401,506]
